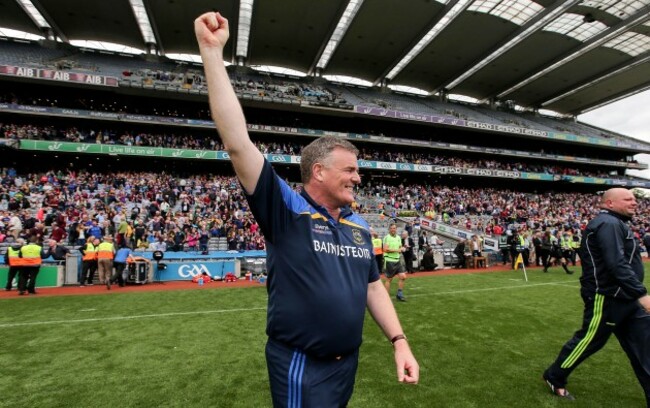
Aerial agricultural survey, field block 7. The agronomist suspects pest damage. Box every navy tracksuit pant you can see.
[545,292,650,405]
[266,338,359,408]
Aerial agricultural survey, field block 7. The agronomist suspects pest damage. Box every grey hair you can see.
[300,136,359,183]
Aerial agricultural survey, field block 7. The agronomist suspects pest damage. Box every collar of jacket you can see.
[599,208,631,223]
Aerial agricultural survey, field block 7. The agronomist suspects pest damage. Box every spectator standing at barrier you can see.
[75,222,86,246]
[80,237,98,286]
[543,188,650,404]
[186,227,199,252]
[428,232,443,247]
[470,234,482,257]
[453,239,466,269]
[116,216,128,247]
[18,235,46,295]
[195,12,418,407]
[49,222,66,243]
[199,226,210,254]
[401,230,415,274]
[87,221,102,240]
[4,238,24,291]
[8,213,22,240]
[418,231,429,252]
[371,228,384,275]
[47,239,70,261]
[384,223,407,301]
[97,235,115,290]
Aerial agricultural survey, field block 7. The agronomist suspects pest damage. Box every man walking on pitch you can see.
[195,11,418,407]
[543,188,650,404]
[383,224,407,301]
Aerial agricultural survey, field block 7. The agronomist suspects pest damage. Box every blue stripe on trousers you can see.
[288,351,306,408]
[295,354,306,407]
[287,352,298,408]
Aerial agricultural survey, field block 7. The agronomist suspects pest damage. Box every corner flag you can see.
[514,253,528,282]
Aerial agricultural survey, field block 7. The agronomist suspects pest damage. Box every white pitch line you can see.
[0,306,266,328]
[408,280,577,298]
[549,283,580,289]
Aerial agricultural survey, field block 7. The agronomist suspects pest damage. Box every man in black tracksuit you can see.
[543,188,650,404]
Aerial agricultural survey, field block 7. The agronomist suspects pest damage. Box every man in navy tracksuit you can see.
[195,12,419,407]
[543,188,650,404]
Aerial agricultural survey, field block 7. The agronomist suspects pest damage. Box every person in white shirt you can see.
[428,234,443,247]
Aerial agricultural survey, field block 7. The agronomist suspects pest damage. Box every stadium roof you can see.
[1,0,649,115]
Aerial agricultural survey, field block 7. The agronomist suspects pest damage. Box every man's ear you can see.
[312,163,325,182]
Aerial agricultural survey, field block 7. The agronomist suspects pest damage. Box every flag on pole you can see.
[514,253,528,282]
[514,253,524,270]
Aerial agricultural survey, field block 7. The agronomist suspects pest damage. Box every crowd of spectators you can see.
[120,68,349,106]
[0,122,626,179]
[1,167,649,256]
[361,182,650,238]
[0,168,266,253]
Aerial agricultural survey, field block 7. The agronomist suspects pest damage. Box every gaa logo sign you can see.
[178,264,211,278]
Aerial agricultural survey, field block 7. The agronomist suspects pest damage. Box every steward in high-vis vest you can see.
[18,235,46,295]
[96,235,115,290]
[371,229,384,274]
[498,234,510,265]
[4,238,25,291]
[80,237,99,286]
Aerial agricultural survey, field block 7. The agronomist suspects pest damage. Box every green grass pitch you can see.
[1,266,646,407]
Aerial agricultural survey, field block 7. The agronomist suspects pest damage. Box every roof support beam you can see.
[311,0,365,72]
[540,51,650,107]
[21,0,68,42]
[440,0,581,92]
[577,83,650,116]
[494,5,650,100]
[376,0,473,85]
[236,0,255,60]
[129,0,159,54]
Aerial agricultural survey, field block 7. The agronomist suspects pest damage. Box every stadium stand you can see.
[1,38,650,268]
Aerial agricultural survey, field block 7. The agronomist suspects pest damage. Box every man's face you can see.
[389,224,397,236]
[608,191,637,218]
[320,147,360,207]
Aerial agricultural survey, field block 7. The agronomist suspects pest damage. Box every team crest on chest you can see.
[352,228,365,245]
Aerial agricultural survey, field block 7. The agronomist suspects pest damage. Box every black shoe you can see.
[28,292,36,295]
[18,291,25,296]
[543,374,575,401]
[565,269,574,275]
[396,293,406,302]
[543,268,548,273]
[106,281,111,290]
